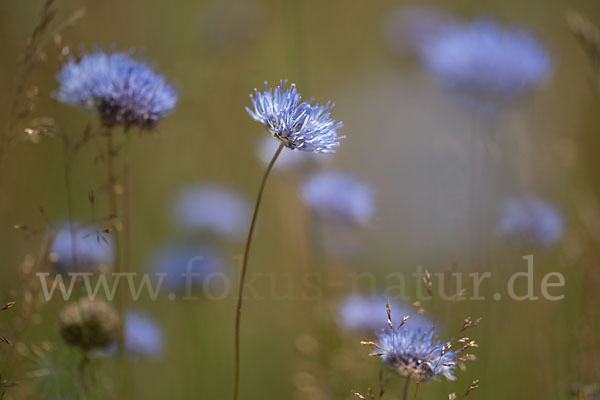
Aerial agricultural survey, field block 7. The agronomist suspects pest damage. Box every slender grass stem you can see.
[233,142,284,400]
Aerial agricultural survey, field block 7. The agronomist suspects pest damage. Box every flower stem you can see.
[233,142,284,400]
[402,377,410,400]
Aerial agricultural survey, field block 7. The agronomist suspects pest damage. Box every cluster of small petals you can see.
[301,170,374,226]
[246,80,343,153]
[498,195,564,247]
[374,325,458,382]
[55,51,178,129]
[422,20,551,103]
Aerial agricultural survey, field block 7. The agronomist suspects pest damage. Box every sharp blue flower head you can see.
[246,80,344,153]
[48,223,114,274]
[373,325,458,382]
[422,20,551,105]
[498,195,564,247]
[301,170,374,225]
[171,184,250,240]
[151,245,226,294]
[338,296,433,333]
[55,50,179,130]
[123,312,164,359]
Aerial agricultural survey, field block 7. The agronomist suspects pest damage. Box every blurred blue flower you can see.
[246,80,343,153]
[498,195,564,247]
[171,184,250,240]
[151,245,226,294]
[123,312,164,359]
[301,171,374,225]
[373,325,458,382]
[338,296,432,333]
[55,51,178,129]
[422,20,551,104]
[48,224,114,273]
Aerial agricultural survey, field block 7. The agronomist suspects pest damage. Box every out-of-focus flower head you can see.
[171,184,250,240]
[338,296,432,333]
[55,50,178,130]
[151,245,226,294]
[48,224,114,274]
[422,20,551,106]
[123,312,164,359]
[58,299,119,351]
[246,80,343,153]
[372,324,458,382]
[301,170,374,226]
[498,195,564,247]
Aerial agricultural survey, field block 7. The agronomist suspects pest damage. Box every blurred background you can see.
[0,0,599,399]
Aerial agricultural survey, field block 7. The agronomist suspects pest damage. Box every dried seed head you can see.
[57,298,119,350]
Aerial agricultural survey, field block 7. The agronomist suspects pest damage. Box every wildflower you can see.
[301,170,374,225]
[370,325,458,382]
[498,195,564,247]
[122,312,164,359]
[338,296,432,333]
[422,20,551,105]
[171,184,250,240]
[58,299,119,351]
[151,245,225,294]
[55,51,178,129]
[48,224,114,274]
[246,80,343,153]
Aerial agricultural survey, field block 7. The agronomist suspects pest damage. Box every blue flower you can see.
[151,245,226,294]
[498,195,564,247]
[422,20,551,104]
[246,80,343,153]
[256,136,326,171]
[55,51,178,129]
[301,171,374,225]
[171,184,250,240]
[48,224,114,273]
[123,312,164,359]
[338,296,432,333]
[373,325,458,382]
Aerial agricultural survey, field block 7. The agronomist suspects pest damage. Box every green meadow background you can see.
[0,0,600,398]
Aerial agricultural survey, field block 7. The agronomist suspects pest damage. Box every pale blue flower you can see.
[123,312,164,359]
[55,50,178,129]
[498,195,564,247]
[246,80,343,153]
[422,20,551,104]
[48,224,114,273]
[301,171,374,225]
[171,184,250,240]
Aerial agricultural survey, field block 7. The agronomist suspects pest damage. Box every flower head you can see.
[246,80,343,153]
[123,312,164,359]
[498,195,564,247]
[55,51,178,129]
[48,224,114,274]
[372,325,458,382]
[171,184,250,240]
[58,299,119,351]
[301,171,374,225]
[338,296,432,333]
[151,245,225,294]
[422,20,551,105]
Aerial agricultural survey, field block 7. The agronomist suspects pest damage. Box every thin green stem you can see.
[233,142,284,400]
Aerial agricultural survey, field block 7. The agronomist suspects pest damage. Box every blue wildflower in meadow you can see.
[498,195,564,247]
[123,312,164,359]
[338,296,432,334]
[151,245,225,294]
[372,325,458,382]
[54,51,178,129]
[246,80,343,153]
[171,184,250,240]
[422,20,551,106]
[301,170,374,226]
[48,224,114,274]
